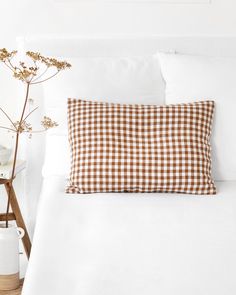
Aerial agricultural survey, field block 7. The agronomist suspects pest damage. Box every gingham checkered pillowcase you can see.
[67,99,216,195]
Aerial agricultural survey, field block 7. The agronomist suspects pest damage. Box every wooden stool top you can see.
[0,178,10,185]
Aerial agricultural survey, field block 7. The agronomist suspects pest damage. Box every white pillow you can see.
[43,55,164,135]
[42,55,164,176]
[157,52,236,181]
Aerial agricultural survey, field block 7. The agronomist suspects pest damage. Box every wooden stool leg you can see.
[0,212,16,221]
[4,182,31,259]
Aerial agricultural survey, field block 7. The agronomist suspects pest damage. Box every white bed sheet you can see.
[22,177,236,295]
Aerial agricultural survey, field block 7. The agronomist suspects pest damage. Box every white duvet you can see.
[22,177,236,295]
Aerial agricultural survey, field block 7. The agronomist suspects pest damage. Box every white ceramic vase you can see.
[0,222,25,290]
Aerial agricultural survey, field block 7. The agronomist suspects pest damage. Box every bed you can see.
[22,177,236,295]
[19,36,236,295]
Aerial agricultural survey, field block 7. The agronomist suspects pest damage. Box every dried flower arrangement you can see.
[0,48,71,227]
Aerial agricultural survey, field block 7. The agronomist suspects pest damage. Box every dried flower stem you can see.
[3,61,15,73]
[23,106,39,121]
[31,70,60,85]
[31,67,48,83]
[5,83,30,227]
[0,107,16,127]
[0,126,17,132]
[24,129,48,134]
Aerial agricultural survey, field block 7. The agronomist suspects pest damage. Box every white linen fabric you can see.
[42,135,70,178]
[22,177,236,295]
[157,52,236,181]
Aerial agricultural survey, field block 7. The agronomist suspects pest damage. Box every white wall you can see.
[0,0,235,44]
[1,0,236,49]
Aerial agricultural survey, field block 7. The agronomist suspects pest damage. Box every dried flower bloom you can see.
[41,116,58,130]
[26,51,41,61]
[0,48,17,62]
[14,121,32,133]
[45,57,71,70]
[0,49,71,83]
[13,67,38,81]
[26,51,71,70]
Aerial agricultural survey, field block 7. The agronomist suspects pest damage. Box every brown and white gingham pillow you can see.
[67,99,216,195]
